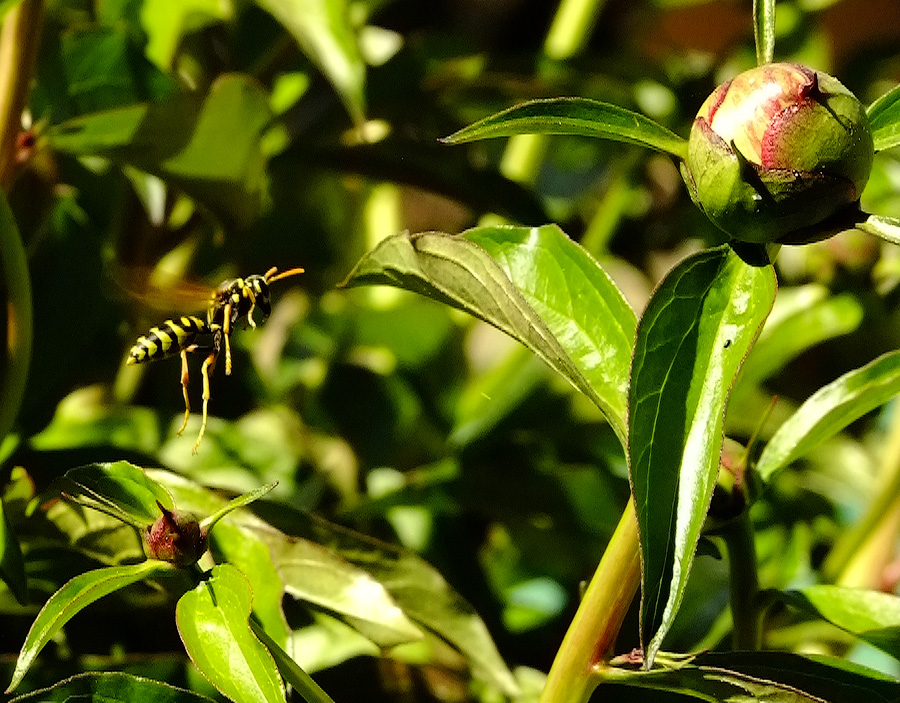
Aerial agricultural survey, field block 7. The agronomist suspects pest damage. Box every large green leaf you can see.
[254,0,366,124]
[602,651,900,702]
[756,350,900,481]
[54,461,174,529]
[8,671,216,702]
[867,82,900,152]
[250,620,337,703]
[463,224,637,442]
[7,560,175,692]
[253,524,424,647]
[176,564,285,703]
[629,244,776,667]
[48,74,271,226]
[342,226,632,443]
[441,97,688,160]
[856,213,900,245]
[783,585,900,658]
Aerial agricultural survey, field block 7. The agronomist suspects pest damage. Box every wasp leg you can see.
[222,302,234,375]
[246,287,258,330]
[193,350,217,453]
[177,349,191,436]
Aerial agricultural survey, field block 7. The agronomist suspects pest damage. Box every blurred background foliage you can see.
[3,0,900,699]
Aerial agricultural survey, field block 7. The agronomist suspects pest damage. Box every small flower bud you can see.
[682,63,874,244]
[145,503,207,567]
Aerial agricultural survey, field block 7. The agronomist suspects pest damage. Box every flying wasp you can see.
[126,266,305,452]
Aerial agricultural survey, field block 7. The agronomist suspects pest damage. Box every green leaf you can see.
[0,500,27,605]
[463,224,637,443]
[48,74,271,227]
[55,461,174,529]
[209,523,290,649]
[295,515,520,696]
[756,350,900,481]
[441,98,688,160]
[200,482,278,534]
[176,564,286,703]
[7,671,217,702]
[629,244,776,667]
[254,0,366,124]
[7,560,175,693]
[783,585,900,658]
[856,213,900,245]
[255,525,424,647]
[250,620,337,703]
[754,0,776,66]
[867,82,900,152]
[342,228,624,442]
[141,0,234,69]
[604,651,900,703]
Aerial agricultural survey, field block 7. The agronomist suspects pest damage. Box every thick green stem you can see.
[722,512,761,650]
[539,499,641,703]
[824,400,900,586]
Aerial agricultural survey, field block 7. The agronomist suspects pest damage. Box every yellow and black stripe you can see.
[126,315,212,364]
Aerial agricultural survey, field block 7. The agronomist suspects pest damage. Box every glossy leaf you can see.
[254,0,366,124]
[342,228,627,441]
[7,560,175,692]
[176,564,285,703]
[55,461,174,528]
[629,244,776,667]
[48,74,271,226]
[464,224,636,443]
[250,620,337,703]
[783,585,900,658]
[756,350,900,481]
[856,213,900,245]
[442,97,688,159]
[867,82,900,152]
[754,0,776,66]
[604,651,900,702]
[7,671,216,702]
[296,514,520,696]
[255,524,424,647]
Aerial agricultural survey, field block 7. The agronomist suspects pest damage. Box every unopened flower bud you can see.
[682,63,874,244]
[145,503,207,567]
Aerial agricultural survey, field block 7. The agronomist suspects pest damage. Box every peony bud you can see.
[144,503,207,567]
[681,63,874,244]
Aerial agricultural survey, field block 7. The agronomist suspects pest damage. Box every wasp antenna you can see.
[266,267,305,284]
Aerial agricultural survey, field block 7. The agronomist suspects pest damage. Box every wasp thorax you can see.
[681,63,874,244]
[144,504,207,567]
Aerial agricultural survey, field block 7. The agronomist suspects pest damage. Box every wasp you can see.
[126,266,305,452]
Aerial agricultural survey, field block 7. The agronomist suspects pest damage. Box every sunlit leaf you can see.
[783,585,900,658]
[48,74,271,226]
[603,650,900,702]
[442,98,688,160]
[630,244,776,667]
[856,213,900,245]
[756,350,900,481]
[254,0,366,124]
[176,564,285,703]
[55,461,174,528]
[464,224,636,443]
[7,560,175,693]
[7,671,216,702]
[867,82,900,152]
[251,620,337,703]
[342,228,625,441]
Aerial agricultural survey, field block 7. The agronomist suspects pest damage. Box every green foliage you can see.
[3,1,900,702]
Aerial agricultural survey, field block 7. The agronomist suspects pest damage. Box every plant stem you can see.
[539,499,641,703]
[722,512,761,650]
[0,0,44,188]
[824,400,900,587]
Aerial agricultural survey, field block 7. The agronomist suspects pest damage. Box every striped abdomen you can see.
[127,316,210,364]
